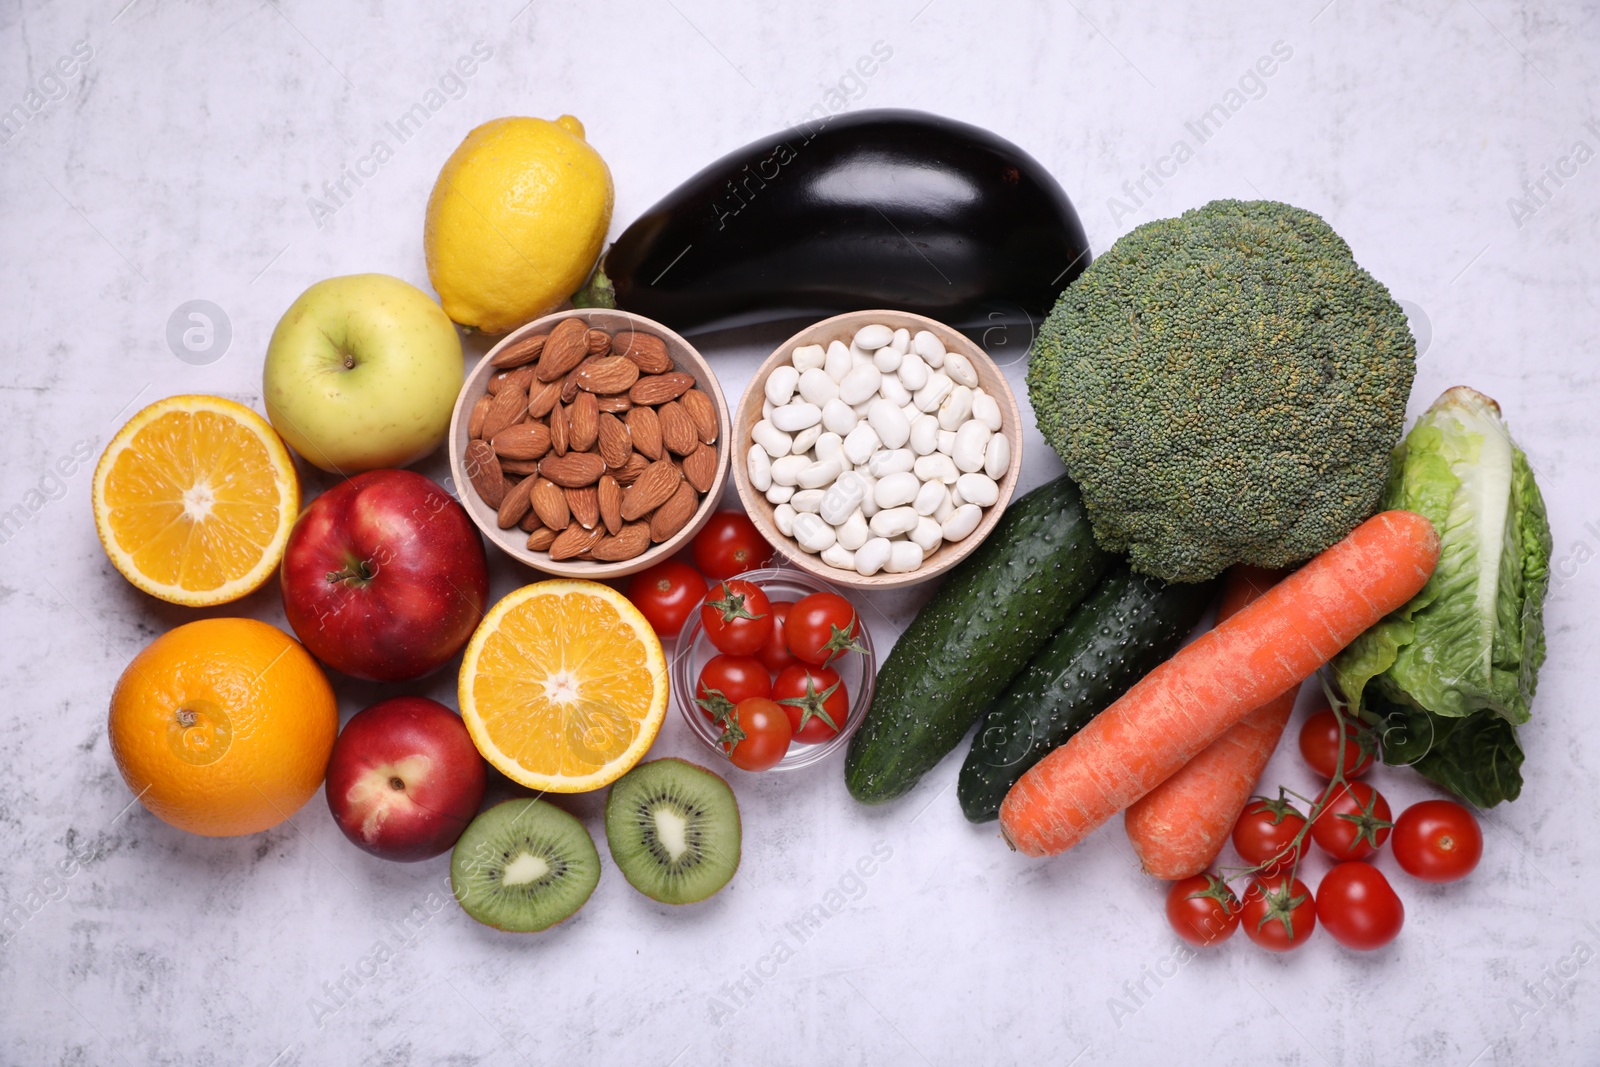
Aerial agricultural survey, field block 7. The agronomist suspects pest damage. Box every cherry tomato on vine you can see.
[1310,780,1393,862]
[1316,862,1404,950]
[756,601,800,674]
[719,697,791,772]
[626,560,707,638]
[692,512,774,580]
[1241,874,1316,952]
[1392,799,1482,882]
[696,655,771,713]
[772,663,849,743]
[1299,707,1377,779]
[1232,797,1308,874]
[699,580,773,656]
[1165,874,1242,948]
[784,592,865,666]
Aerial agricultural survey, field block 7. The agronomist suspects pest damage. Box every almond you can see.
[530,478,571,531]
[496,474,536,529]
[464,439,506,508]
[561,356,597,404]
[491,332,547,369]
[481,382,528,439]
[586,328,612,356]
[500,458,541,476]
[649,481,700,542]
[491,421,551,461]
[597,413,632,469]
[566,485,599,529]
[657,400,699,457]
[526,527,557,552]
[518,510,543,533]
[467,393,492,440]
[539,451,606,488]
[597,395,631,414]
[536,318,589,382]
[569,393,600,453]
[502,365,537,393]
[620,459,681,520]
[574,355,640,396]
[613,331,673,374]
[629,371,695,406]
[597,474,623,535]
[549,400,569,456]
[527,379,563,419]
[683,442,718,493]
[549,523,604,562]
[485,372,504,396]
[680,388,718,445]
[592,522,651,561]
[616,452,652,486]
[625,405,663,460]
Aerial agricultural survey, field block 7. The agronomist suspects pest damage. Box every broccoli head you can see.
[1027,199,1416,583]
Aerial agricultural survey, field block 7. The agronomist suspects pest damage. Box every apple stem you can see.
[388,776,405,792]
[325,558,376,585]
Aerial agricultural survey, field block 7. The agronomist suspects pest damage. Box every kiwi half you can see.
[604,758,741,905]
[450,798,600,932]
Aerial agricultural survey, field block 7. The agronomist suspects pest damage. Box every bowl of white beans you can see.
[732,310,1024,589]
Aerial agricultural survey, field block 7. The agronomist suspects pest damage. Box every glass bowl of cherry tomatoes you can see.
[673,566,876,772]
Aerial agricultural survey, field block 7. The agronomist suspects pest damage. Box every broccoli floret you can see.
[1027,199,1416,583]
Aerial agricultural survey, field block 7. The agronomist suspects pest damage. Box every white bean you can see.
[941,503,982,542]
[872,345,903,373]
[792,513,836,553]
[952,421,992,473]
[933,490,957,524]
[849,344,874,369]
[771,402,821,432]
[911,516,944,553]
[972,390,1002,432]
[869,506,919,538]
[765,365,799,406]
[908,414,940,456]
[944,350,978,388]
[915,453,958,484]
[770,454,809,486]
[852,398,876,418]
[897,352,929,392]
[824,340,852,382]
[821,472,866,525]
[956,472,999,507]
[773,502,797,536]
[867,399,910,449]
[912,330,946,367]
[874,471,920,509]
[814,431,844,466]
[792,344,826,372]
[985,434,1010,480]
[938,385,973,431]
[790,424,822,454]
[836,509,869,550]
[853,323,893,350]
[937,429,957,455]
[842,422,881,466]
[886,540,925,573]
[762,397,774,421]
[747,444,772,492]
[857,473,880,517]
[838,364,883,406]
[821,398,858,436]
[766,482,794,504]
[854,537,892,577]
[821,543,856,570]
[913,480,948,517]
[798,458,842,489]
[752,419,792,458]
[901,401,922,426]
[914,371,953,412]
[889,327,911,354]
[790,488,825,513]
[798,367,839,407]
[878,375,911,407]
[867,448,915,477]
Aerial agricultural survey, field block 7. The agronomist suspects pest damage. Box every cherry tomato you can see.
[1310,780,1393,862]
[692,512,774,580]
[1165,873,1242,948]
[695,655,772,716]
[1316,862,1404,950]
[720,697,791,772]
[784,592,865,666]
[626,560,707,638]
[756,601,799,673]
[1241,874,1316,952]
[772,663,850,743]
[1391,799,1483,882]
[699,580,773,656]
[1232,797,1308,874]
[1298,707,1377,779]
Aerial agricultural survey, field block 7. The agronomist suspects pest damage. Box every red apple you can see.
[326,697,487,861]
[281,469,489,681]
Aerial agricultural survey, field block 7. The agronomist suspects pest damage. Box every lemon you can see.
[424,115,613,334]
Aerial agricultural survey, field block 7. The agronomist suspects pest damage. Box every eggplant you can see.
[578,109,1090,338]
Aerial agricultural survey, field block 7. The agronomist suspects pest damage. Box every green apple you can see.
[264,274,464,473]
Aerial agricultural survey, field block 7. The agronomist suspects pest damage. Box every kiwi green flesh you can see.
[605,758,741,905]
[450,799,600,932]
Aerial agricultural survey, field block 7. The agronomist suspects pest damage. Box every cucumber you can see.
[956,565,1218,822]
[844,476,1111,805]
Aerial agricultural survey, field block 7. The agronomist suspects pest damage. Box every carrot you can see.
[998,510,1439,859]
[1123,566,1296,880]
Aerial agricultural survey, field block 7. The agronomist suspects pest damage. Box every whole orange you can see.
[109,618,338,837]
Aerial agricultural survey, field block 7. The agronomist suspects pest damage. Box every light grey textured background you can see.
[3,1,1597,1064]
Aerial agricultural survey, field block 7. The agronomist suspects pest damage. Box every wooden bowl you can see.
[731,310,1024,589]
[448,308,731,579]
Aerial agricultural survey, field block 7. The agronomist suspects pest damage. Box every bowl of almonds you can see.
[448,309,730,578]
